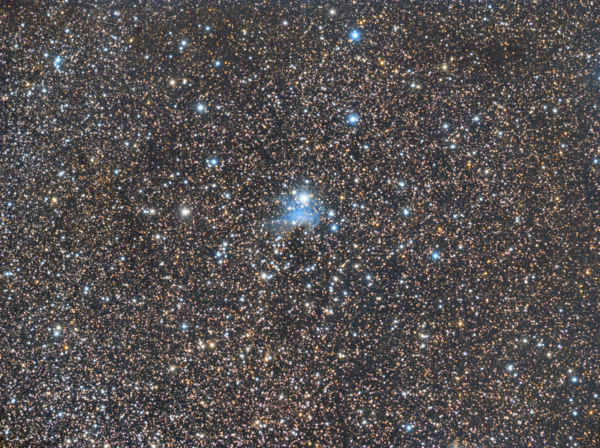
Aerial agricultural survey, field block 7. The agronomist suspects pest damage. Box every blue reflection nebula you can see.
[269,192,323,234]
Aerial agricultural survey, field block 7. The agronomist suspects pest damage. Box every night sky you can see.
[1,1,600,446]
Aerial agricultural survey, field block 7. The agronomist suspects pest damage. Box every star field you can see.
[1,1,600,446]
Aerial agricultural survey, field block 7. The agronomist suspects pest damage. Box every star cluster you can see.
[1,1,600,446]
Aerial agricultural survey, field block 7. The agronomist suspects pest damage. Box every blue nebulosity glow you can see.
[269,191,323,234]
[286,207,319,226]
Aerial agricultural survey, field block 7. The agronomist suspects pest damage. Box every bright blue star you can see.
[403,208,409,216]
[350,29,361,41]
[432,252,440,260]
[347,114,359,125]
[197,104,206,112]
[215,60,221,67]
[331,224,338,231]
[298,193,310,204]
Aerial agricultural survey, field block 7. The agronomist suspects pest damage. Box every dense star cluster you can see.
[2,1,600,446]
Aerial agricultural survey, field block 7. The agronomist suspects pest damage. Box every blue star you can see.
[350,30,361,41]
[431,252,440,260]
[347,114,359,125]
